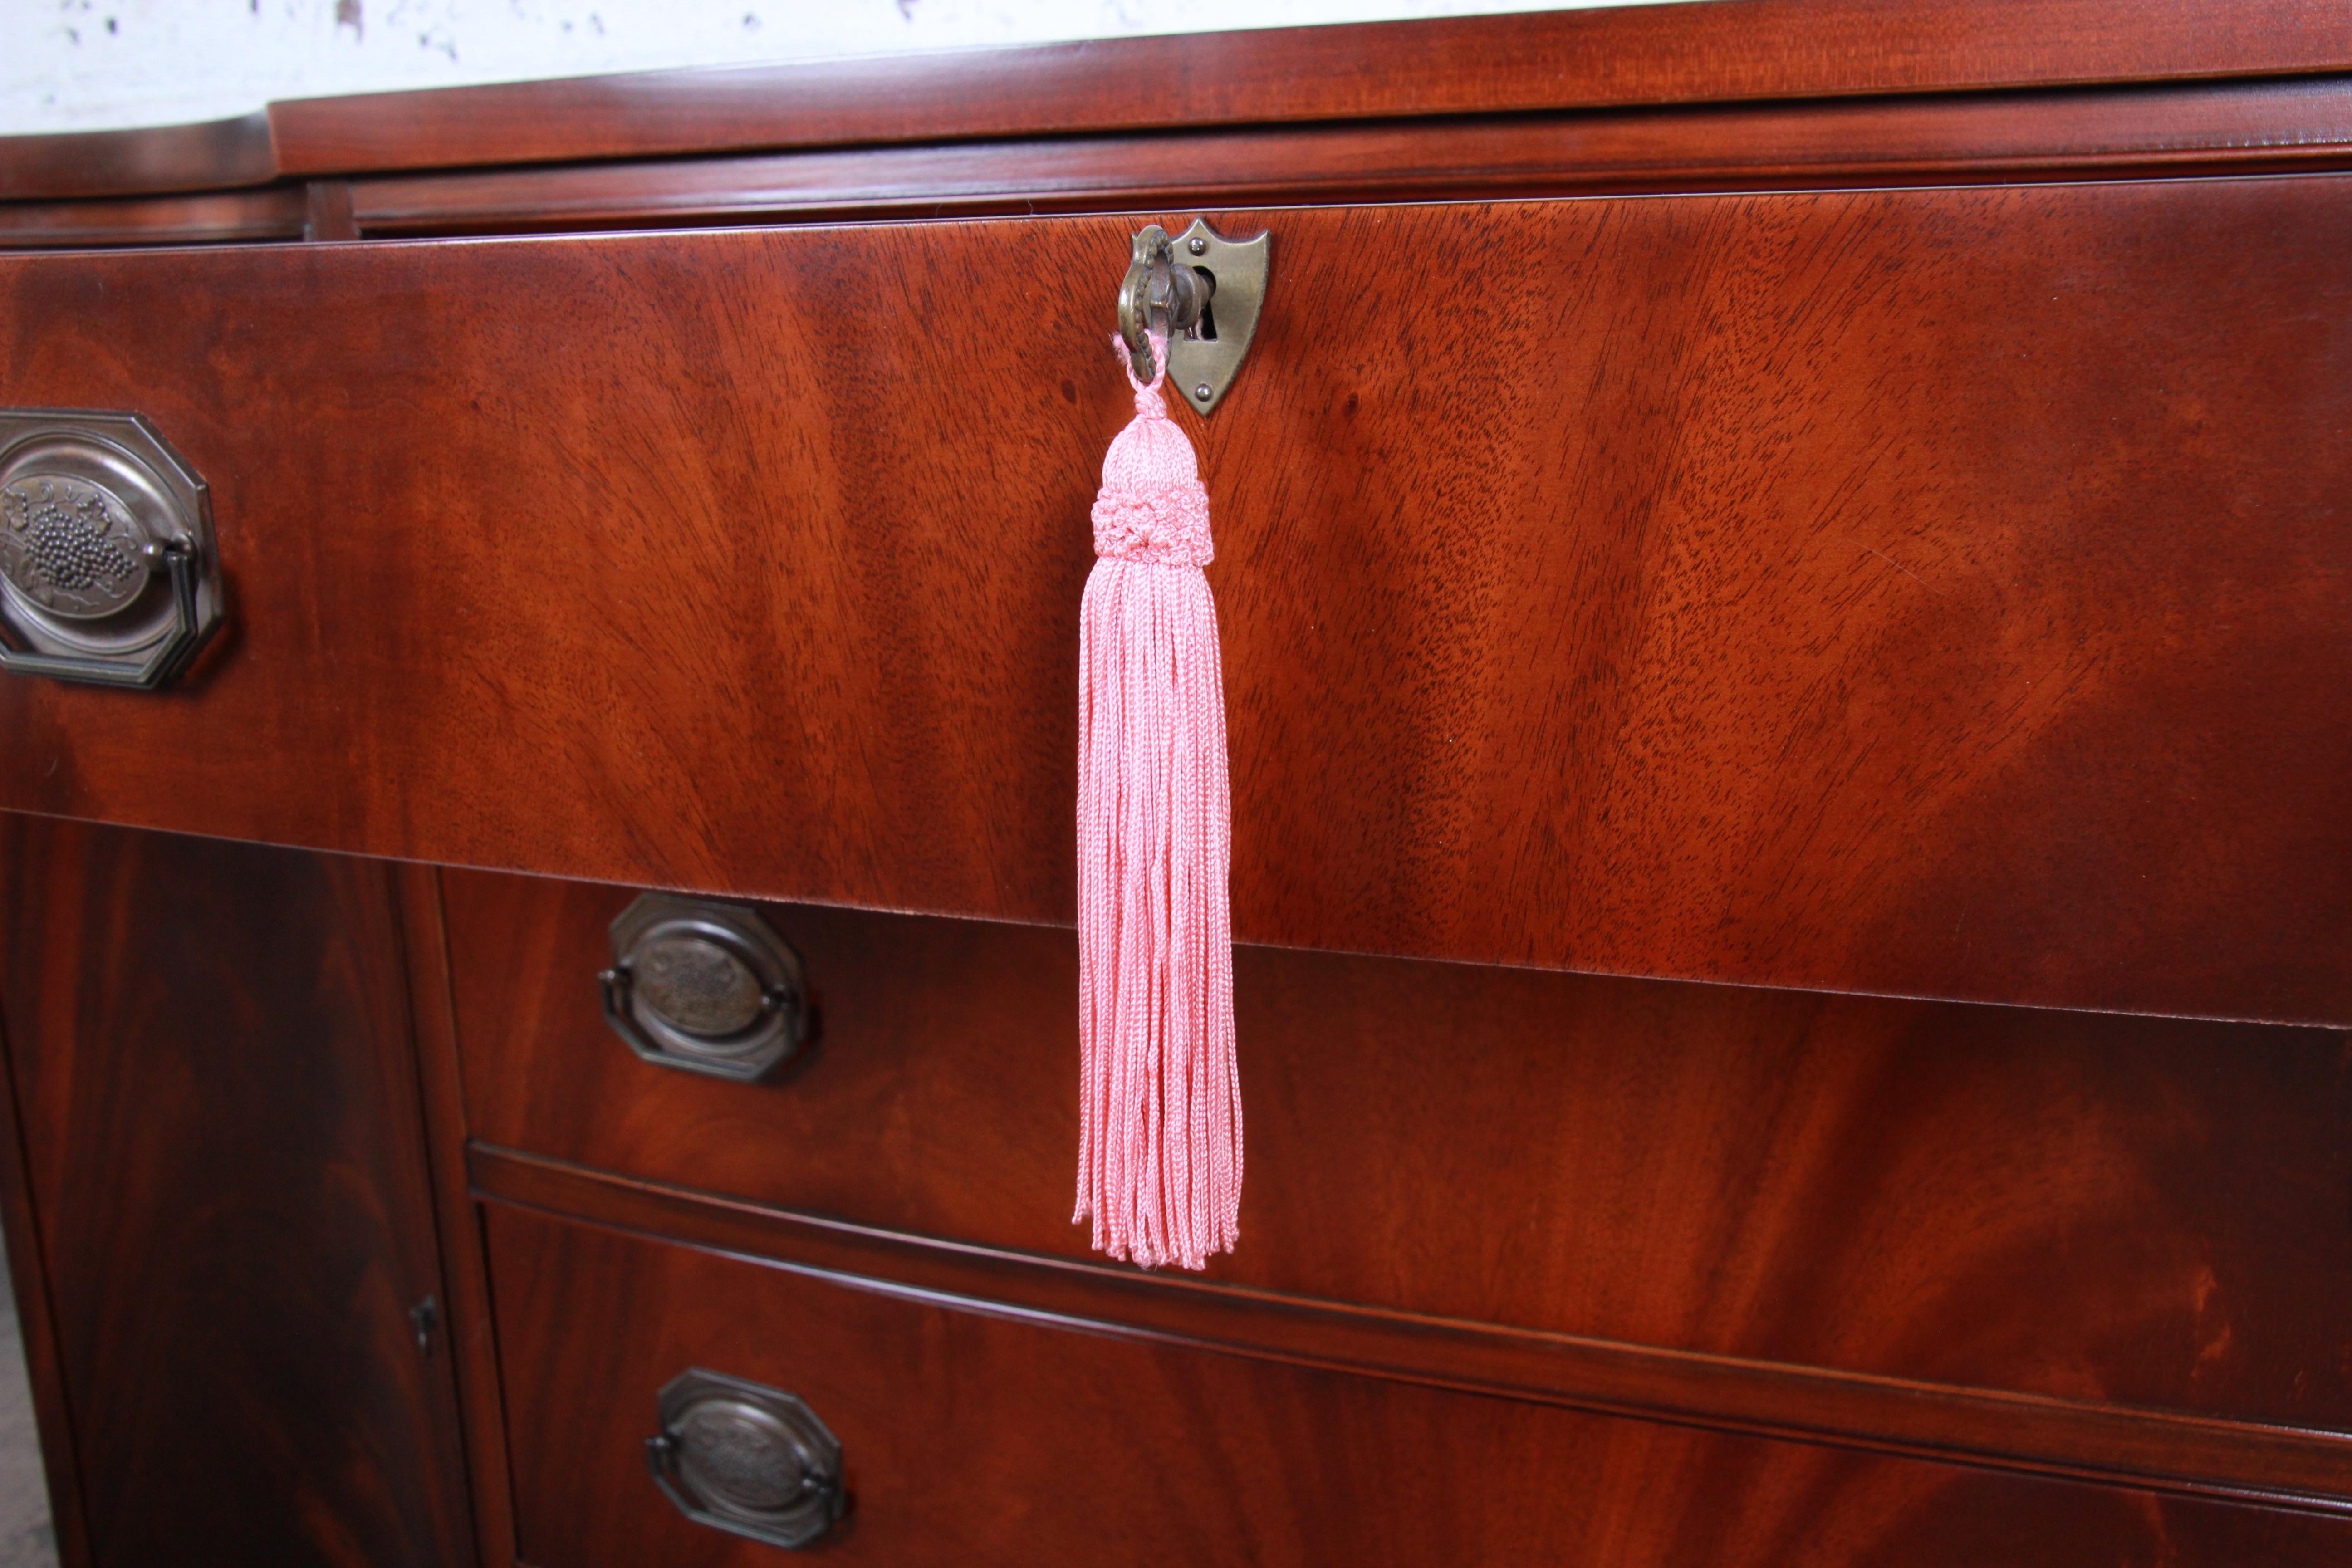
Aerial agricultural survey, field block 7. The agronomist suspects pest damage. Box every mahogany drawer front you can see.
[484,1204,2352,1567]
[444,865,2352,1437]
[4,178,2350,1021]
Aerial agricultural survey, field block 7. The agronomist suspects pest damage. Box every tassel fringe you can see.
[1073,333,1242,1270]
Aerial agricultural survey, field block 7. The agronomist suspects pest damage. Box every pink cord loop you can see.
[1122,327,1170,403]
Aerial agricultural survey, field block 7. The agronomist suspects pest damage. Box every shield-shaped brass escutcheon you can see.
[1117,218,1271,416]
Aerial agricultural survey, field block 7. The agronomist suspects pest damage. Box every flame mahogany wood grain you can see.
[340,78,2352,238]
[473,1147,2352,1510]
[475,1145,2352,1511]
[265,0,2352,180]
[1,179,2348,1021]
[0,818,475,1567]
[441,867,2352,1445]
[483,1203,2352,1565]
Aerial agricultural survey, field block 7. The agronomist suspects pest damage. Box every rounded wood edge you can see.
[0,112,275,202]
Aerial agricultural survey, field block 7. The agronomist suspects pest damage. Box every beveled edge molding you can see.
[468,1144,2352,1516]
[12,71,2352,247]
[24,74,2336,249]
[340,78,2352,239]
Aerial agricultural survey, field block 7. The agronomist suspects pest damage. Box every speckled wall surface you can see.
[8,0,1692,134]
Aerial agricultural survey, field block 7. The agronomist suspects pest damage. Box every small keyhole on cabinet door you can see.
[1190,267,1218,341]
[409,1294,438,1356]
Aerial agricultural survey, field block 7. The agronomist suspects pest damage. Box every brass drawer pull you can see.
[600,893,807,1082]
[645,1368,844,1551]
[0,410,225,689]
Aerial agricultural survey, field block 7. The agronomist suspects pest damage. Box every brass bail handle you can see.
[1118,225,1205,383]
[1114,218,1272,416]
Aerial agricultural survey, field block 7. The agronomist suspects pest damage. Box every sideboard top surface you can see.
[5,0,2352,202]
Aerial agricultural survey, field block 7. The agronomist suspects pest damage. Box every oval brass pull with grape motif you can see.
[0,410,225,690]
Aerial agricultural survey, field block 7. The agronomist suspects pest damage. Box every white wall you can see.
[4,0,1694,137]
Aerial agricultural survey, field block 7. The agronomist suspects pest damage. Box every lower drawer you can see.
[485,1205,2351,1567]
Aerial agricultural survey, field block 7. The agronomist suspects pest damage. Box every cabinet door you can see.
[0,817,473,1568]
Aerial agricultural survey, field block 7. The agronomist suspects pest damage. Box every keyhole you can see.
[1188,266,1219,342]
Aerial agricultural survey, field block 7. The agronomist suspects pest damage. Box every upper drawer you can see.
[3,179,2347,1019]
[446,866,2352,1444]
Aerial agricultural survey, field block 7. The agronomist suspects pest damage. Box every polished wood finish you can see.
[0,114,274,202]
[342,78,2352,237]
[0,188,305,250]
[485,1203,2352,1563]
[303,180,359,244]
[476,1147,2352,1513]
[445,869,2352,1444]
[6,16,2351,1561]
[2,181,2348,1019]
[0,819,474,1567]
[20,76,2352,250]
[5,0,2352,201]
[265,0,2352,181]
[394,865,516,1568]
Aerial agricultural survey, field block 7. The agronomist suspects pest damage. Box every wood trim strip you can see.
[347,77,2352,237]
[0,1010,93,1568]
[0,188,305,250]
[301,180,358,243]
[468,1143,2352,1515]
[267,0,2352,181]
[360,858,486,1568]
[10,74,2349,250]
[396,866,519,1568]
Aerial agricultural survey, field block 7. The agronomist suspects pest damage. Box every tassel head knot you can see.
[1091,332,1213,567]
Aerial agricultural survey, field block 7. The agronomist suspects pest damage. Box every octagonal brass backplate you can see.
[0,409,225,689]
[646,1367,845,1551]
[600,893,807,1082]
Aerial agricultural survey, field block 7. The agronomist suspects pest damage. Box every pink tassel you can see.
[1073,331,1242,1271]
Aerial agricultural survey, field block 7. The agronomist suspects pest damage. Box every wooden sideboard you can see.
[1,3,2350,1563]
